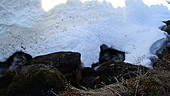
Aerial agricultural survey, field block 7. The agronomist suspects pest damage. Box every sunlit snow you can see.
[0,0,170,68]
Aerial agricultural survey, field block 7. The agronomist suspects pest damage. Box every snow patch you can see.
[0,0,170,67]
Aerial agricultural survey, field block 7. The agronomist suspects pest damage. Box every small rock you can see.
[163,20,170,26]
[7,51,32,70]
[162,20,170,34]
[0,51,32,77]
[99,44,125,63]
[165,25,170,34]
[0,52,32,69]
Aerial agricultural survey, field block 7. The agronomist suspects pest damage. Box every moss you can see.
[28,67,66,89]
[0,69,15,96]
[8,68,67,96]
[7,74,28,96]
[0,69,15,88]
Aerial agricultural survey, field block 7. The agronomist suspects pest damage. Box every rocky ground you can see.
[0,21,170,96]
[0,46,169,96]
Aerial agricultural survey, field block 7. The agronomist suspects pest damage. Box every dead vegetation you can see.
[59,67,170,96]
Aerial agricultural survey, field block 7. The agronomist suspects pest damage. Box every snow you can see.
[0,0,170,68]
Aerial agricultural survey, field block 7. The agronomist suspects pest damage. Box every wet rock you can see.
[99,44,125,63]
[0,51,32,77]
[153,55,170,72]
[97,60,149,85]
[77,67,100,89]
[8,68,67,96]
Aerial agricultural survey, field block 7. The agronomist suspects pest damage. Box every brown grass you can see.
[58,67,170,96]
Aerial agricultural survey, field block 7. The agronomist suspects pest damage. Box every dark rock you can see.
[18,64,56,74]
[153,55,170,72]
[0,51,32,77]
[0,70,15,96]
[0,62,8,69]
[29,51,81,76]
[91,62,100,69]
[7,51,32,70]
[92,44,125,70]
[0,51,32,70]
[77,67,100,89]
[96,60,149,85]
[0,66,8,77]
[99,44,125,63]
[162,20,170,34]
[0,62,10,77]
[158,47,170,59]
[8,68,67,96]
[0,88,7,96]
[160,25,167,31]
[163,20,170,26]
[25,51,81,87]
[165,25,170,34]
[0,69,15,89]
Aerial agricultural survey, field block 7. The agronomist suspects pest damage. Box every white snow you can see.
[0,0,170,68]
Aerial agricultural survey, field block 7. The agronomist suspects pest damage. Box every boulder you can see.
[96,60,149,85]
[77,67,100,89]
[8,68,67,96]
[23,51,81,87]
[29,52,81,77]
[153,55,170,72]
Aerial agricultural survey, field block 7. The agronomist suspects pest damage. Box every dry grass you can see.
[59,83,130,96]
[58,66,170,96]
